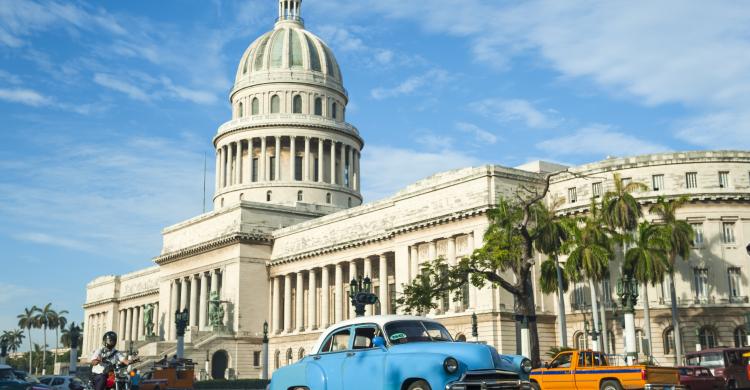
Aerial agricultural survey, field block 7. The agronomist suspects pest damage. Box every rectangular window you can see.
[592,182,602,198]
[294,156,303,181]
[253,351,261,367]
[314,158,319,181]
[574,282,587,308]
[568,187,578,203]
[345,163,350,187]
[602,277,612,305]
[252,158,258,182]
[652,174,664,191]
[269,156,276,180]
[694,268,708,301]
[728,268,742,298]
[691,223,704,246]
[389,283,397,314]
[722,222,736,244]
[621,177,632,187]
[686,172,698,189]
[719,171,730,188]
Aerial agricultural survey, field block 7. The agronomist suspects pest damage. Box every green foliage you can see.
[546,345,576,359]
[649,196,694,265]
[540,259,568,294]
[563,201,613,283]
[194,379,270,389]
[624,222,670,284]
[602,172,648,232]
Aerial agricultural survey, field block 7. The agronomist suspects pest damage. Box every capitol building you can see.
[82,0,750,377]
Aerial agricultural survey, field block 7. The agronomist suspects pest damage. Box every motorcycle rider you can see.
[90,331,133,390]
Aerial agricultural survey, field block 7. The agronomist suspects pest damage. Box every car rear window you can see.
[0,369,15,381]
[687,353,725,368]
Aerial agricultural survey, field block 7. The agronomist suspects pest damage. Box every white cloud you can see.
[160,77,218,105]
[0,282,34,304]
[676,111,750,150]
[12,232,95,252]
[455,122,498,144]
[414,132,454,150]
[371,69,449,100]
[0,88,47,106]
[361,144,481,201]
[473,98,557,129]
[536,124,669,157]
[94,73,150,101]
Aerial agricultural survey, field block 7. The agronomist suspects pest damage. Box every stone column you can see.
[169,280,178,340]
[190,275,199,327]
[118,310,126,347]
[334,263,343,322]
[235,142,242,185]
[467,232,478,309]
[215,149,221,192]
[378,253,389,315]
[289,136,296,181]
[260,137,267,181]
[284,274,292,332]
[349,260,358,318]
[227,142,234,186]
[428,240,437,262]
[136,306,144,340]
[180,278,189,311]
[338,144,345,185]
[272,276,281,333]
[199,272,208,330]
[330,140,336,185]
[321,266,330,328]
[295,271,304,331]
[246,138,253,183]
[317,138,324,183]
[307,269,317,330]
[347,145,353,188]
[447,236,458,312]
[125,308,133,342]
[303,136,310,181]
[274,136,281,181]
[410,245,419,280]
[363,256,373,315]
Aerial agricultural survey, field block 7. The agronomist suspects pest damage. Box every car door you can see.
[541,352,574,390]
[310,326,352,390]
[341,324,386,390]
[50,377,65,390]
[699,368,717,390]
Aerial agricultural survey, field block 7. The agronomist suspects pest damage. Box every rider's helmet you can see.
[102,331,118,349]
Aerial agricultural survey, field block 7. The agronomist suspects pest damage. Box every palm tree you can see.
[7,329,25,353]
[650,196,694,364]
[563,201,613,352]
[18,306,39,374]
[625,221,671,360]
[50,309,68,367]
[534,198,573,347]
[35,303,57,375]
[602,173,648,353]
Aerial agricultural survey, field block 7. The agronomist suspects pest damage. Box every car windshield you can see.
[384,320,453,345]
[686,353,725,368]
[0,369,16,381]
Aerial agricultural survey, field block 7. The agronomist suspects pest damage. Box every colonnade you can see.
[269,231,478,334]
[116,303,158,347]
[216,136,360,192]
[84,311,109,354]
[167,269,222,340]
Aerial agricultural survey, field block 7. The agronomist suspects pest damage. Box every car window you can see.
[319,328,351,353]
[384,320,453,345]
[578,352,587,367]
[592,352,607,366]
[52,378,65,386]
[40,378,52,385]
[700,369,711,377]
[0,369,15,381]
[550,353,572,368]
[352,326,378,350]
[72,378,83,385]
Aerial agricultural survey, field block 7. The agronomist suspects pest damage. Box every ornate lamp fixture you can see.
[349,275,378,317]
[617,274,639,365]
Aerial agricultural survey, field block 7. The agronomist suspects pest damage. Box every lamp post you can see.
[175,309,189,359]
[583,319,600,351]
[0,335,8,365]
[471,312,479,342]
[261,321,269,380]
[349,275,378,317]
[617,274,639,365]
[68,322,81,374]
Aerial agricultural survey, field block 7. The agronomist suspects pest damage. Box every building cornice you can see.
[213,115,362,145]
[83,288,160,309]
[557,192,750,215]
[154,232,273,265]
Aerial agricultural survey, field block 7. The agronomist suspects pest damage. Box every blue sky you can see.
[1,0,749,345]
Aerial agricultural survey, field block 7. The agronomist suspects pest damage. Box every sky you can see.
[1,0,750,347]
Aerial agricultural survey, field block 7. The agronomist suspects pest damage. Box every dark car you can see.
[0,365,31,390]
[678,366,726,390]
[686,348,750,390]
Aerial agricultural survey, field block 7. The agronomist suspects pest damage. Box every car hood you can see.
[389,342,520,373]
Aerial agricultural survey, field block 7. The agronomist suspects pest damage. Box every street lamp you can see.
[261,321,269,380]
[0,336,8,365]
[175,309,189,359]
[349,275,378,317]
[583,319,600,351]
[471,312,479,341]
[617,274,639,365]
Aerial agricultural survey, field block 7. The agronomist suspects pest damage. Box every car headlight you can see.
[521,358,532,373]
[444,357,459,374]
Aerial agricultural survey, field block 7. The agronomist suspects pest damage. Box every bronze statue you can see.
[208,291,224,327]
[143,303,155,337]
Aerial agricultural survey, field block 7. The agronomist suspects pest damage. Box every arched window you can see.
[664,327,676,355]
[455,333,467,342]
[574,331,586,350]
[699,326,717,349]
[274,350,280,369]
[297,190,303,202]
[238,102,244,118]
[239,193,244,201]
[293,95,302,113]
[635,329,644,354]
[298,348,305,360]
[314,97,322,115]
[271,95,280,113]
[286,348,293,366]
[251,97,259,115]
[266,190,272,202]
[331,102,337,119]
[326,193,331,204]
[734,327,748,347]
[347,197,351,207]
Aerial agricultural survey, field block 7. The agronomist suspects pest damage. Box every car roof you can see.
[310,315,441,353]
[687,347,750,354]
[0,364,11,369]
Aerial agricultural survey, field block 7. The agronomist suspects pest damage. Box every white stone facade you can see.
[82,0,750,378]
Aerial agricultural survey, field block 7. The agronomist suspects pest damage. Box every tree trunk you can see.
[554,257,568,347]
[42,326,47,375]
[517,290,540,367]
[589,279,601,351]
[27,327,33,374]
[669,270,682,365]
[642,282,653,361]
[54,328,59,368]
[598,281,608,354]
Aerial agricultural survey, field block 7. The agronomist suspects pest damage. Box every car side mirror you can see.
[544,362,550,369]
[372,336,387,351]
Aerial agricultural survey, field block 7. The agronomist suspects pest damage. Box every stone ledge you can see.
[154,232,273,265]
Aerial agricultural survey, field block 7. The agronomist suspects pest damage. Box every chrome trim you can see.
[644,384,686,390]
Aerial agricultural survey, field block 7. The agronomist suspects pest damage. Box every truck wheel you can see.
[531,382,541,390]
[727,381,737,390]
[407,380,431,390]
[600,380,623,390]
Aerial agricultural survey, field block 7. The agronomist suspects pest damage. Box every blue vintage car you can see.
[269,315,532,390]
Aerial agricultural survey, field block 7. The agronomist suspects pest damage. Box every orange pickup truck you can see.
[531,350,683,390]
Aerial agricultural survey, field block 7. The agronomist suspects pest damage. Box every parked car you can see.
[677,366,725,390]
[685,348,750,390]
[38,376,85,390]
[12,372,49,390]
[269,315,532,390]
[0,365,30,390]
[531,350,683,390]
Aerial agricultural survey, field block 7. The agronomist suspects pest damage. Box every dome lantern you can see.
[277,0,303,26]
